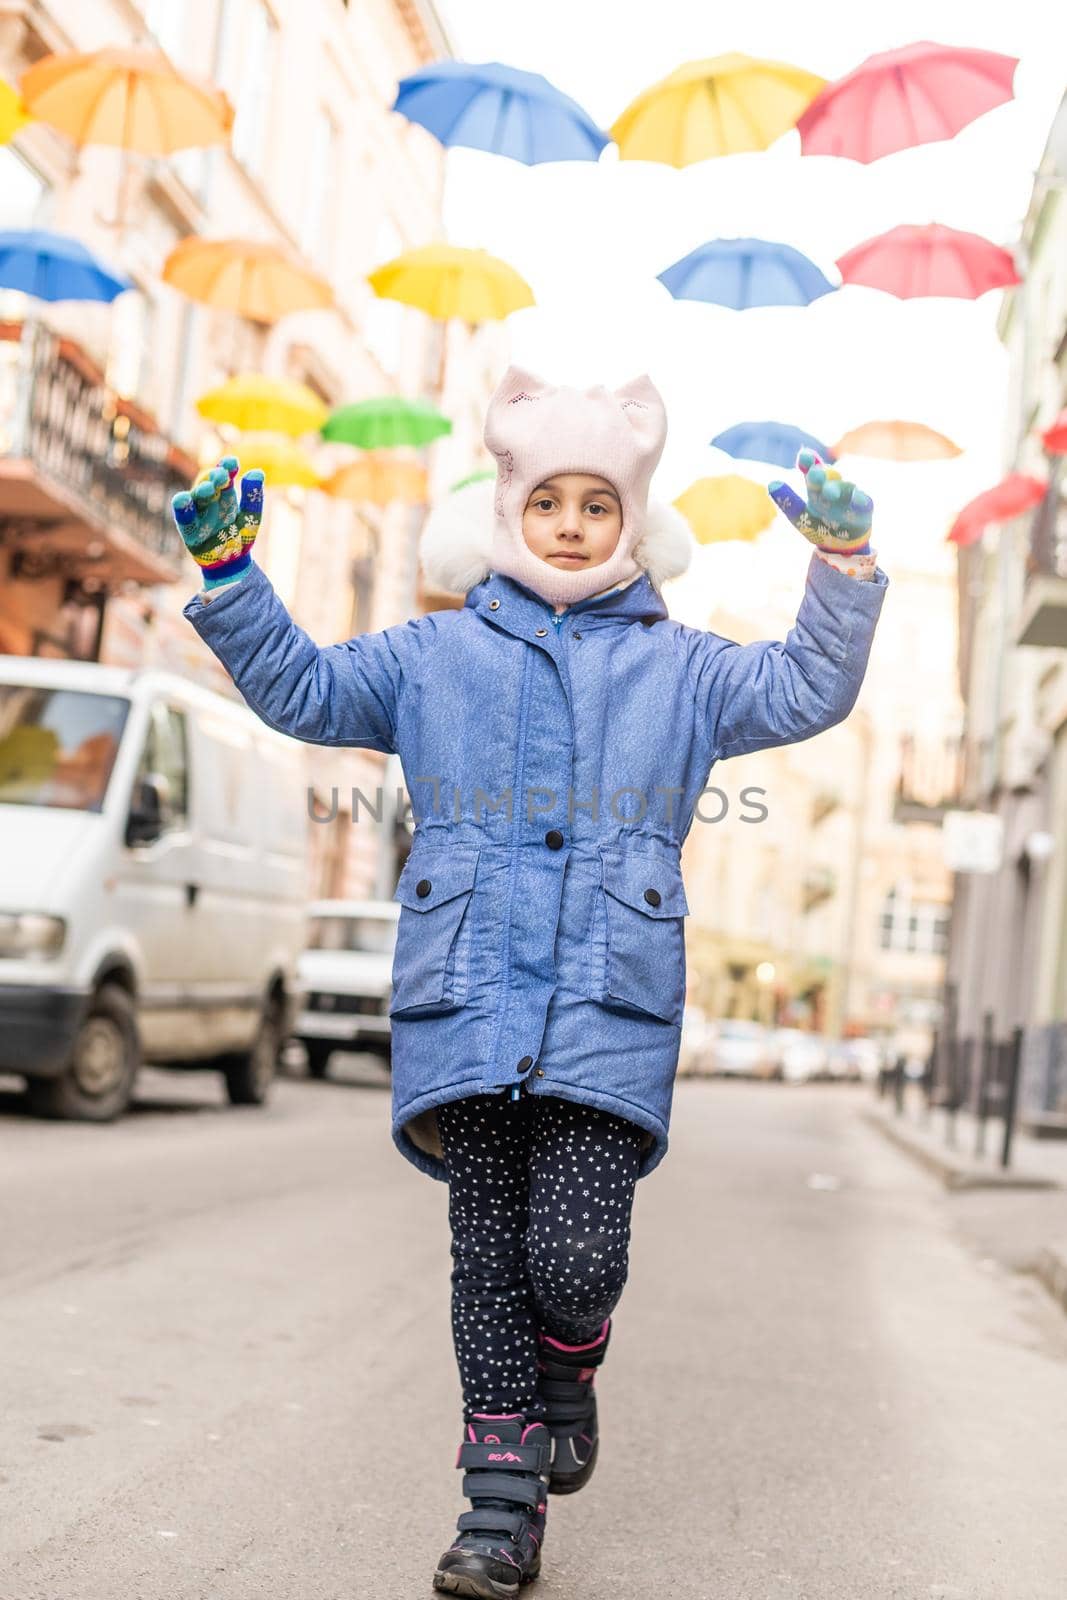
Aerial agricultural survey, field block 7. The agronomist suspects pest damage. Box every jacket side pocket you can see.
[388,845,481,1017]
[594,846,689,1025]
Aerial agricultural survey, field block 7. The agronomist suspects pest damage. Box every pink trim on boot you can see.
[540,1317,610,1353]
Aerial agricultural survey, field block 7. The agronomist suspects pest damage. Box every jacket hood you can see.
[419,478,695,601]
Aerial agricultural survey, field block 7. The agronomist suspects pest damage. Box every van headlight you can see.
[0,912,67,959]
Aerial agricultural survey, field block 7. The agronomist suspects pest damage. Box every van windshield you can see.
[0,685,130,812]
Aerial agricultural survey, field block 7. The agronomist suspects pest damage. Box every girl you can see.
[173,367,885,1599]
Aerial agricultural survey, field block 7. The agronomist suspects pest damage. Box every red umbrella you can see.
[1040,410,1067,455]
[947,474,1047,547]
[837,224,1019,300]
[797,41,1018,164]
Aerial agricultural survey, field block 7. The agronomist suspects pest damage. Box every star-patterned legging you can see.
[436,1091,645,1422]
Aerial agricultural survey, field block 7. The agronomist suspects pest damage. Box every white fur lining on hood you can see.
[419,479,696,600]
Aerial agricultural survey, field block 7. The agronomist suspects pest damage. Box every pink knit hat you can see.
[483,365,669,604]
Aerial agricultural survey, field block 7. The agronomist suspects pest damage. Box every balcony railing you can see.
[0,321,192,584]
[1016,472,1067,649]
[893,731,965,825]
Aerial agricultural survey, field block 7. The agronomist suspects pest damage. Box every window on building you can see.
[145,0,186,56]
[302,109,339,269]
[106,285,156,408]
[0,147,48,230]
[878,884,950,955]
[365,216,405,377]
[218,0,277,178]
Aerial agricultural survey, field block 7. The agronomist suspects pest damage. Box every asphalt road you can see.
[2,1064,1065,1600]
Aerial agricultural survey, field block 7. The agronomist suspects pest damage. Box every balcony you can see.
[1016,477,1067,649]
[892,731,964,825]
[0,321,192,591]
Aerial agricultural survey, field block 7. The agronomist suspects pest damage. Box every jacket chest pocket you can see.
[388,846,481,1017]
[590,847,689,1025]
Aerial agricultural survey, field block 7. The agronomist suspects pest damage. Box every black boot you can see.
[535,1317,611,1495]
[433,1413,550,1598]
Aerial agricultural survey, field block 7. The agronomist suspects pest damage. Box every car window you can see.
[134,702,189,829]
[0,685,130,812]
[309,915,396,954]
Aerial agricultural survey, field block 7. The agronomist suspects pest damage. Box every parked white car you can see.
[677,1004,715,1077]
[294,900,399,1078]
[707,1018,777,1079]
[773,1028,831,1083]
[0,655,310,1120]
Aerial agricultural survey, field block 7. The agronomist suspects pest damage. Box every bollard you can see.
[975,1011,994,1159]
[1000,1025,1023,1170]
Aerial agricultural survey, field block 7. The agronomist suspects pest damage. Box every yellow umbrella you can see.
[674,475,775,545]
[0,80,30,144]
[196,374,328,436]
[163,237,334,323]
[321,455,429,506]
[368,243,534,323]
[225,434,322,489]
[611,53,826,166]
[833,420,962,462]
[20,47,233,154]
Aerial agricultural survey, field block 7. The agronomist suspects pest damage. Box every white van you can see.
[0,654,311,1120]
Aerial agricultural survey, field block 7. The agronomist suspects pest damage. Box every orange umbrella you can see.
[321,456,429,506]
[163,237,334,323]
[0,80,30,143]
[834,420,962,462]
[20,47,232,154]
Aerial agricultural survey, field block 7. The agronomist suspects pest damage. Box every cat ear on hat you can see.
[489,365,552,406]
[613,374,667,456]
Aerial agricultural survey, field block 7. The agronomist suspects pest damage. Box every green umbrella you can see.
[450,468,496,492]
[321,395,452,449]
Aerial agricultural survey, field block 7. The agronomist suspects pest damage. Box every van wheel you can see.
[305,1042,333,1080]
[27,985,139,1122]
[222,1005,281,1106]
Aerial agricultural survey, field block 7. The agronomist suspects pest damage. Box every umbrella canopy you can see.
[797,41,1018,164]
[837,223,1019,300]
[20,47,233,155]
[393,60,608,164]
[0,228,131,303]
[196,375,328,436]
[674,475,776,545]
[321,396,452,449]
[451,468,497,492]
[711,420,836,470]
[1040,411,1067,455]
[658,237,837,309]
[0,80,29,143]
[368,243,534,323]
[610,53,825,167]
[834,420,962,462]
[321,456,429,506]
[228,434,322,489]
[163,237,334,322]
[947,473,1047,547]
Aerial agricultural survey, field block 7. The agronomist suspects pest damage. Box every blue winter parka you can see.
[182,548,888,1183]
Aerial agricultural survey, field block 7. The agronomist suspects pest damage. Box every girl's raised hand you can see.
[767,448,874,556]
[171,456,265,592]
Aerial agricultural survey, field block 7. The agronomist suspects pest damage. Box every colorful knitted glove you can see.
[171,456,264,592]
[768,449,877,580]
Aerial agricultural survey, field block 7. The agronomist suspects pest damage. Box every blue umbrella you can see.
[711,421,837,469]
[659,237,837,309]
[0,229,131,302]
[393,60,609,165]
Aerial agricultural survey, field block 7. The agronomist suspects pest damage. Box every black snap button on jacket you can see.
[516,1055,534,1073]
[643,887,661,907]
[545,829,564,849]
[416,879,432,898]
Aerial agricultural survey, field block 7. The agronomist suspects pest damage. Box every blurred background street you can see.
[2,1068,1066,1598]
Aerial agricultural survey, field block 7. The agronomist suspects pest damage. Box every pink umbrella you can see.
[797,41,1018,164]
[1040,410,1067,455]
[947,474,1047,547]
[837,224,1019,300]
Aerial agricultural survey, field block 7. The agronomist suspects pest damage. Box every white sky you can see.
[434,0,1067,617]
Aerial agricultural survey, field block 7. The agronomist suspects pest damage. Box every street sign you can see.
[942,809,1004,873]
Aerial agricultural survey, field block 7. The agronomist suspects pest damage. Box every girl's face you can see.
[521,474,623,572]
